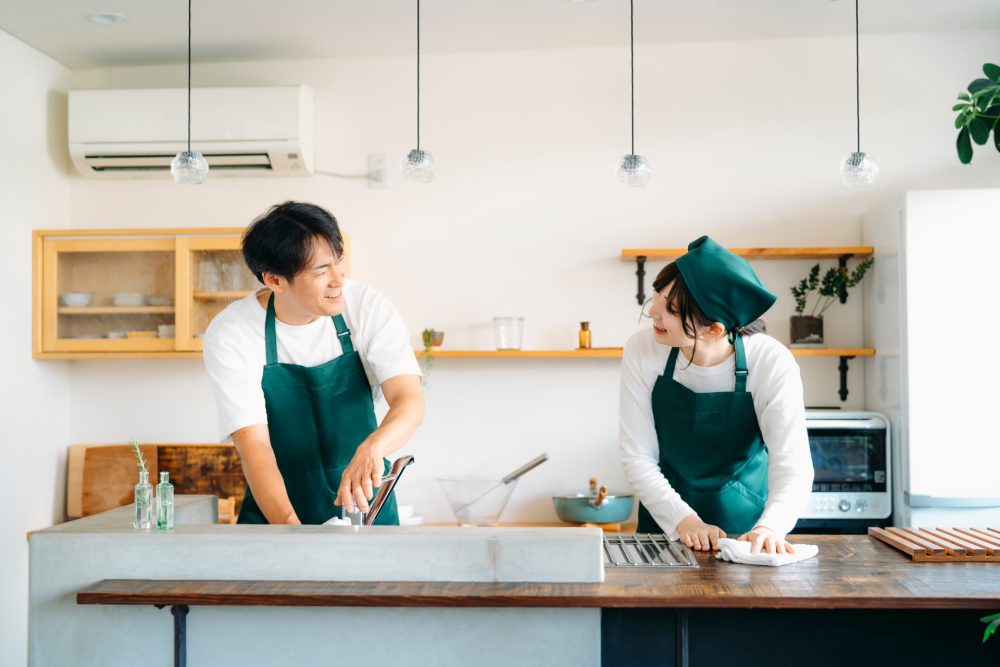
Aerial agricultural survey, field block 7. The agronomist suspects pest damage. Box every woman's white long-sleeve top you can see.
[619,330,813,539]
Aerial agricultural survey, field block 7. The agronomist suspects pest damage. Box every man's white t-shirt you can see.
[203,279,421,440]
[619,329,813,538]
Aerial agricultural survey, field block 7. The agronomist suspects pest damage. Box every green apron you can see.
[237,293,399,525]
[636,335,768,535]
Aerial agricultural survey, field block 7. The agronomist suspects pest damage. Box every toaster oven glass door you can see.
[807,428,887,493]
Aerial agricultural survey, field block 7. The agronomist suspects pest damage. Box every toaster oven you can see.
[795,411,891,532]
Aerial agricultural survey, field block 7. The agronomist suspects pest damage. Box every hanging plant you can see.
[953,63,1000,164]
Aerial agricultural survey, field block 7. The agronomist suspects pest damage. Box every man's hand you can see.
[335,438,387,513]
[676,513,726,551]
[737,525,795,554]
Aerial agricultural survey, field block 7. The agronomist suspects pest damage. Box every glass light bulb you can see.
[171,151,209,184]
[839,151,878,186]
[400,148,434,183]
[616,154,651,187]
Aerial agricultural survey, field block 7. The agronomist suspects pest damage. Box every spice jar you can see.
[578,322,592,349]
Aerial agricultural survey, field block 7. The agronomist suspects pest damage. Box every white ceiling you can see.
[2,0,999,69]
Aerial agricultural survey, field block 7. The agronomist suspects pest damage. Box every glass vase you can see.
[133,471,152,530]
[156,471,174,531]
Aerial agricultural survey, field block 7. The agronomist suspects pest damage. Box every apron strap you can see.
[733,334,749,393]
[333,314,355,354]
[265,292,278,365]
[265,293,356,362]
[663,347,680,378]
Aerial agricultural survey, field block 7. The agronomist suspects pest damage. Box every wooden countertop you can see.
[78,535,1000,610]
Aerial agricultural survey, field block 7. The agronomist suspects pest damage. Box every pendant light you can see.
[839,0,878,186]
[171,0,208,184]
[400,0,434,183]
[616,0,650,187]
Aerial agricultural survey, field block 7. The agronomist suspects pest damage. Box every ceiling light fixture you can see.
[171,0,208,184]
[616,0,650,187]
[839,0,878,186]
[400,0,434,183]
[87,13,128,25]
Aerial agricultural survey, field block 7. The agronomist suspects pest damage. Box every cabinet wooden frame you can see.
[33,227,351,360]
[34,228,245,359]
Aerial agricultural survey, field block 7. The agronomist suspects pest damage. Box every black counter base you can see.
[602,608,1000,666]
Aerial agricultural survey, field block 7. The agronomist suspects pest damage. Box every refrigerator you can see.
[863,189,1000,527]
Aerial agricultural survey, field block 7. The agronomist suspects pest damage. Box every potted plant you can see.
[789,258,873,346]
[953,63,1000,164]
[419,328,444,385]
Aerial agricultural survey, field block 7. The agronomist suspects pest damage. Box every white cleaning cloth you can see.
[715,537,818,567]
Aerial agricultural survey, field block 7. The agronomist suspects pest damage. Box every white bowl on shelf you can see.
[113,292,144,307]
[59,292,92,307]
[145,295,174,306]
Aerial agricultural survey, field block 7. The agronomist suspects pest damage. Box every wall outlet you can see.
[368,153,389,188]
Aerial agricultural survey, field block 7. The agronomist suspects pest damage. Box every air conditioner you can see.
[68,86,314,177]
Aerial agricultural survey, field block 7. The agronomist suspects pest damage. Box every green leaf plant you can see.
[953,63,1000,164]
[983,611,1000,643]
[789,258,874,316]
[420,328,437,386]
[129,439,148,474]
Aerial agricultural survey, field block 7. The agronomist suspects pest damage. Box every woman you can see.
[619,236,813,554]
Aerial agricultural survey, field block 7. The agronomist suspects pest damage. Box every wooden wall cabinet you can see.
[34,228,256,359]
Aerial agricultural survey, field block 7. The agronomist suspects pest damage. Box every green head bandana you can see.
[674,236,776,330]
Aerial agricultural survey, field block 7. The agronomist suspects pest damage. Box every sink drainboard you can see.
[603,533,698,568]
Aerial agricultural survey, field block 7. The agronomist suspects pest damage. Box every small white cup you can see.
[157,324,176,339]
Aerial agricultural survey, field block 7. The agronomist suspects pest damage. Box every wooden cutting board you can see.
[869,526,1000,562]
[67,443,245,521]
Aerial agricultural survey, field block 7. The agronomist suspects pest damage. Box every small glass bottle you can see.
[133,471,153,530]
[578,322,592,349]
[156,471,174,531]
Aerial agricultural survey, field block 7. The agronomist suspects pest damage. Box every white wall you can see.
[0,29,72,667]
[61,30,1000,526]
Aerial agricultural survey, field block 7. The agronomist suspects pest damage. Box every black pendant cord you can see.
[416,0,421,152]
[629,0,635,156]
[186,0,192,154]
[854,0,860,154]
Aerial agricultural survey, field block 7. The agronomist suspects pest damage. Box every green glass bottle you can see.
[156,471,174,531]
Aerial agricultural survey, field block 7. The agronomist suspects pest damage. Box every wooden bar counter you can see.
[78,535,1000,609]
[76,535,1000,666]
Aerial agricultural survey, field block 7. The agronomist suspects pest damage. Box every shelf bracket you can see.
[837,254,853,304]
[634,255,647,305]
[837,355,856,402]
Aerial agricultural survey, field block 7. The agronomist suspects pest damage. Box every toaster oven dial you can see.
[855,499,868,513]
[837,499,851,512]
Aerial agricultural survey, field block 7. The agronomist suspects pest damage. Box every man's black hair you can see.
[242,201,344,283]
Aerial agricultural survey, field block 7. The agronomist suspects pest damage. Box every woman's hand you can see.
[335,438,386,513]
[737,525,795,554]
[676,514,726,551]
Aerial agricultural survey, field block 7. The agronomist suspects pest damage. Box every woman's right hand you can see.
[676,513,726,551]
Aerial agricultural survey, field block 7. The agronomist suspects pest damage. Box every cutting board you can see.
[869,526,1000,562]
[67,443,245,522]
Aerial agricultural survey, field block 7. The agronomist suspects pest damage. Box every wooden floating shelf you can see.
[620,247,875,261]
[57,306,176,315]
[415,348,875,359]
[193,291,254,300]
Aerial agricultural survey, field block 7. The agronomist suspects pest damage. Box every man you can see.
[204,201,424,524]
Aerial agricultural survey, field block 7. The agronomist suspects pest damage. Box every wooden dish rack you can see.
[868,526,1000,562]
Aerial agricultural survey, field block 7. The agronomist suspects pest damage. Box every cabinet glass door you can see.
[42,237,177,353]
[176,236,259,351]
